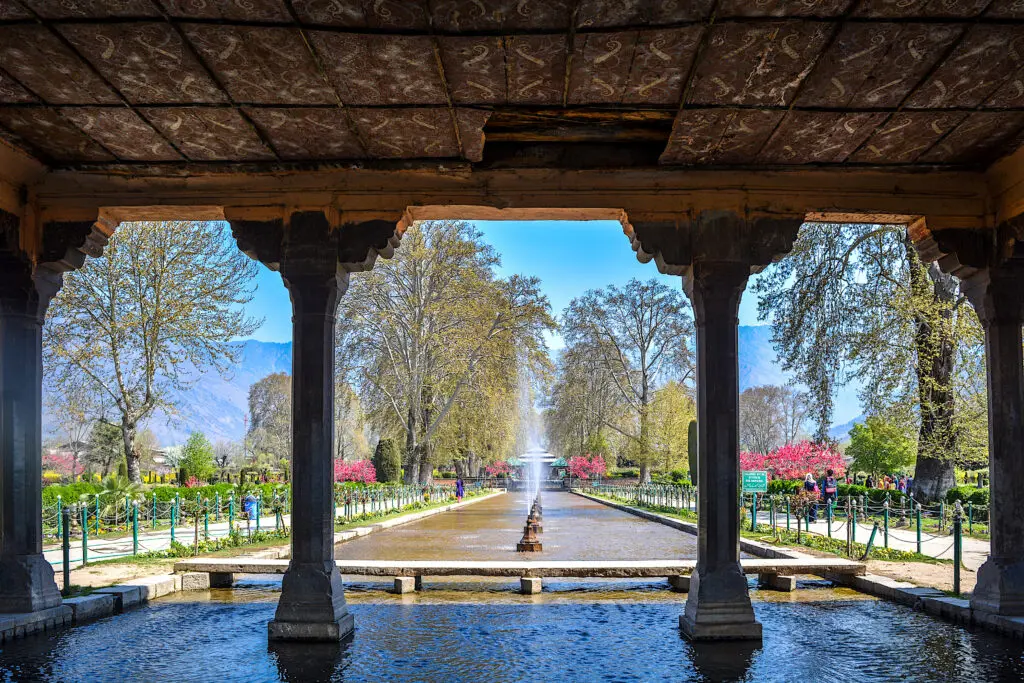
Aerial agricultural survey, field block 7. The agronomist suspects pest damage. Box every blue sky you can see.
[244,220,766,347]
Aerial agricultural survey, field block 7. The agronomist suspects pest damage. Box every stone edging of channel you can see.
[571,490,1024,640]
[0,490,506,643]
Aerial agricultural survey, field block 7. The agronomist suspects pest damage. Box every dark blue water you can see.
[1,594,1022,682]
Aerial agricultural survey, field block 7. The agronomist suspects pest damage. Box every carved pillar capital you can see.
[229,210,401,296]
[627,210,801,279]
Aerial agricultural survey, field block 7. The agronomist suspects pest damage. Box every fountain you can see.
[517,493,544,551]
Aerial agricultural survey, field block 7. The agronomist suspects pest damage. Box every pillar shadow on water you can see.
[270,639,351,682]
[686,640,759,683]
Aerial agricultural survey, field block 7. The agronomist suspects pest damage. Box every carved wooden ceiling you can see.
[0,0,1022,170]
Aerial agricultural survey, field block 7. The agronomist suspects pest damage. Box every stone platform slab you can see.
[173,557,865,579]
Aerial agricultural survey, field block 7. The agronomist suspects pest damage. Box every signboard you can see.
[741,470,768,494]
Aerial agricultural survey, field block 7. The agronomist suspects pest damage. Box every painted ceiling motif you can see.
[0,0,1021,169]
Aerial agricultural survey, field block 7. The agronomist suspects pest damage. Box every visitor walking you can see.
[865,474,875,489]
[804,473,819,522]
[822,469,838,507]
[906,475,914,497]
[455,477,465,503]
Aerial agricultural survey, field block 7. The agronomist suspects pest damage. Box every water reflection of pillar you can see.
[628,212,800,641]
[231,211,400,641]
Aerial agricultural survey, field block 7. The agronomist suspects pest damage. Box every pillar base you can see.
[268,561,354,642]
[680,567,761,641]
[972,557,1024,616]
[0,554,62,613]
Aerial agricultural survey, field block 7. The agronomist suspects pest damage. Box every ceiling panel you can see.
[758,111,888,163]
[19,0,159,18]
[350,108,460,158]
[661,109,784,164]
[60,22,228,104]
[506,35,567,105]
[687,21,832,106]
[184,25,336,105]
[568,32,640,105]
[311,33,447,106]
[0,26,120,104]
[60,107,182,161]
[157,0,291,21]
[431,0,572,31]
[290,0,429,28]
[438,36,508,105]
[245,108,365,160]
[849,111,968,163]
[796,23,962,108]
[142,107,276,161]
[0,107,114,162]
[918,111,1024,163]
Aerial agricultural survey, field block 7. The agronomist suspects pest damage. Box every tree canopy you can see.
[846,417,916,478]
[179,431,216,483]
[44,220,260,483]
[336,220,555,484]
[248,371,291,465]
[753,222,985,500]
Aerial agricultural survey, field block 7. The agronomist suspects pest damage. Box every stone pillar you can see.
[629,211,799,641]
[683,260,759,640]
[0,210,104,613]
[964,262,1024,615]
[231,210,399,641]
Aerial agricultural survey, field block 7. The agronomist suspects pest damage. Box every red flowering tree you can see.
[740,441,845,480]
[42,451,85,482]
[334,459,377,483]
[568,454,607,479]
[485,461,512,477]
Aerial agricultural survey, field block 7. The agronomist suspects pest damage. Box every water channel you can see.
[2,492,1022,682]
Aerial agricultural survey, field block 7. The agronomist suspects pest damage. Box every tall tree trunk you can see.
[121,421,141,483]
[906,240,958,501]
[403,406,418,484]
[417,443,433,485]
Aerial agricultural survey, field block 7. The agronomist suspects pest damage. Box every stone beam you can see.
[31,166,989,232]
[988,146,1024,226]
[0,208,106,614]
[229,210,400,642]
[630,210,801,642]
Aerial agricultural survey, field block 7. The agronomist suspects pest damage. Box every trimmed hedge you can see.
[944,485,989,506]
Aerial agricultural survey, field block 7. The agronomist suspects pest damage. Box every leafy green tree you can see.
[179,431,216,483]
[337,220,554,484]
[562,279,694,482]
[85,420,124,478]
[754,222,985,500]
[44,221,260,483]
[248,372,291,464]
[372,439,402,483]
[846,417,916,479]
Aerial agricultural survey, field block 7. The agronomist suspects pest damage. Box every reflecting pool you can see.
[1,583,1022,682]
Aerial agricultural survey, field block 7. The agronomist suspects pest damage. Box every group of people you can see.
[860,474,913,495]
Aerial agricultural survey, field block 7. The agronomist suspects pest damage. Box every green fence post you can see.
[255,496,261,533]
[769,497,775,528]
[827,500,833,538]
[215,492,221,522]
[61,506,71,595]
[132,502,139,555]
[953,501,963,596]
[94,494,100,534]
[124,495,130,530]
[750,493,757,532]
[786,499,791,531]
[939,500,945,533]
[81,505,88,567]
[229,494,235,531]
[968,501,974,536]
[170,500,176,544]
[204,499,209,540]
[921,501,929,557]
[56,496,63,538]
[152,493,158,529]
[883,501,890,548]
[851,501,857,545]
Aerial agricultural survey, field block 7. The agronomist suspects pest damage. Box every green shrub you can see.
[372,439,402,483]
[768,480,800,494]
[945,485,989,506]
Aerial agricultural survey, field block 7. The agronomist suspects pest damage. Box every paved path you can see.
[43,513,287,570]
[754,511,990,570]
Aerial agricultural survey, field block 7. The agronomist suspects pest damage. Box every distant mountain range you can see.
[44,326,862,447]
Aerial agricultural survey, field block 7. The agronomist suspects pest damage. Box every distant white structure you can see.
[519,447,556,479]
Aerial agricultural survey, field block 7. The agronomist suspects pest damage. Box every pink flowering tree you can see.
[334,459,377,483]
[42,451,85,482]
[486,461,512,478]
[740,441,845,480]
[568,454,606,479]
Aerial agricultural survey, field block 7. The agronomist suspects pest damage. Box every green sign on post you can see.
[742,470,768,494]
